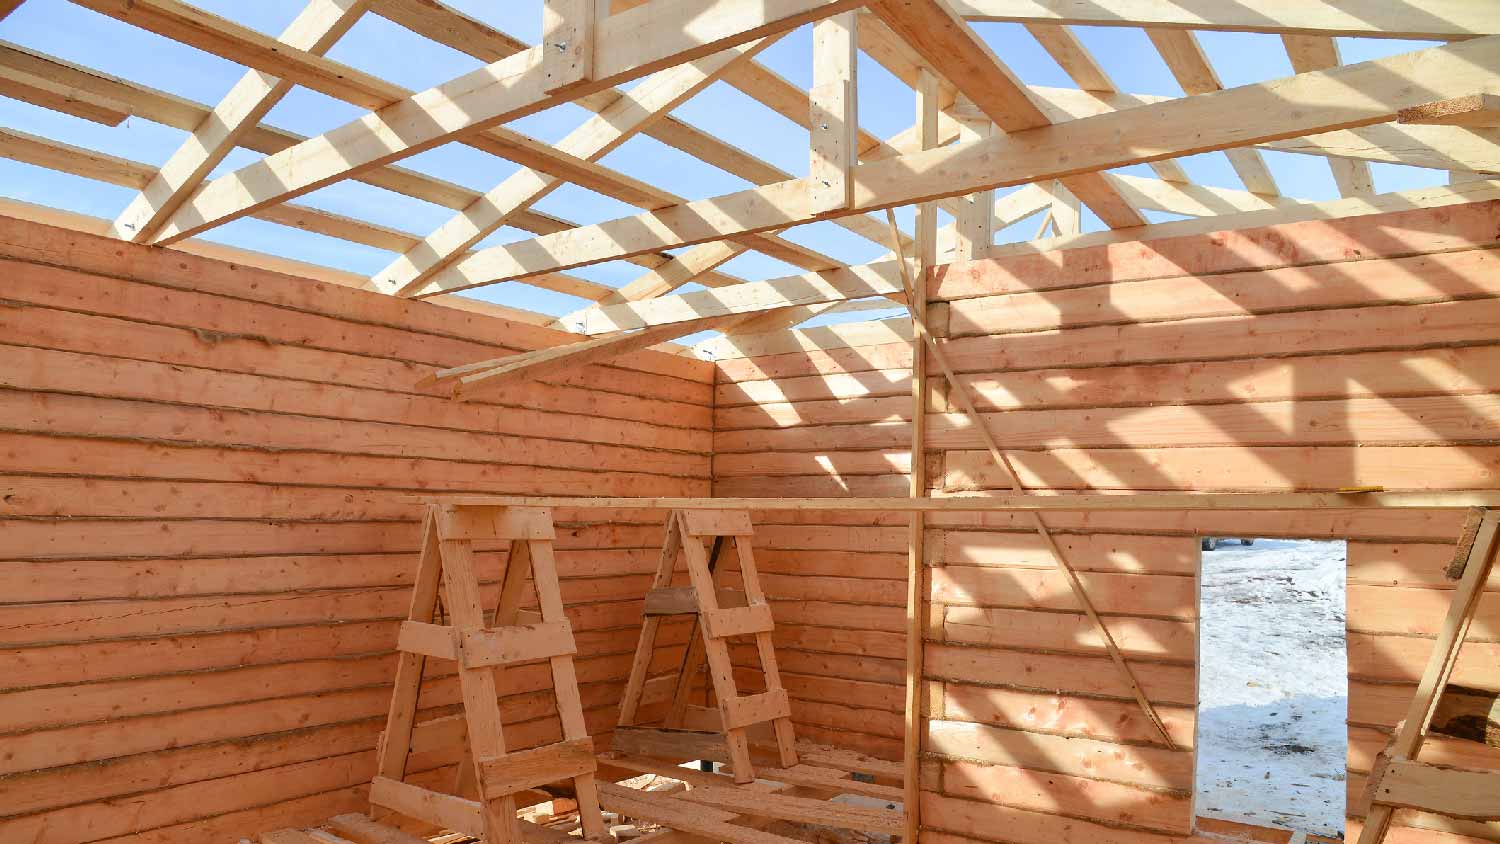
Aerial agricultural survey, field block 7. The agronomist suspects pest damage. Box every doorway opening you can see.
[1195,538,1348,836]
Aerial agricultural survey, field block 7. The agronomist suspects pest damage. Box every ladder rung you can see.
[478,737,597,799]
[702,603,774,639]
[644,586,748,616]
[370,776,483,838]
[680,509,753,537]
[461,621,576,668]
[397,620,457,659]
[723,689,791,730]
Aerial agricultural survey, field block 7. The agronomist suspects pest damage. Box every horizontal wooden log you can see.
[927,719,1193,790]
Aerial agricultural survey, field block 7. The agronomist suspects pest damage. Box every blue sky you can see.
[0,1,1451,324]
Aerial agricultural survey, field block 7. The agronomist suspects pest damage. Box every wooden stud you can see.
[808,12,858,213]
[541,0,596,93]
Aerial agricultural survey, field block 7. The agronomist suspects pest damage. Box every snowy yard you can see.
[1196,538,1348,837]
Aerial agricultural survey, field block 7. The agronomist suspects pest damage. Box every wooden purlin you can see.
[372,504,605,843]
[613,509,798,784]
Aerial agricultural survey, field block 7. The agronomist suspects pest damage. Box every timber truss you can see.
[3,0,1500,377]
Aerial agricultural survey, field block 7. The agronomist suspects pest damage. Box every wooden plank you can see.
[424,36,1500,287]
[947,0,1500,39]
[461,621,577,668]
[435,506,557,541]
[369,776,483,837]
[540,0,595,92]
[450,313,745,398]
[808,11,858,213]
[1376,759,1500,819]
[477,737,596,798]
[0,63,130,125]
[596,782,808,844]
[145,0,866,242]
[722,689,792,730]
[413,492,1500,511]
[1401,93,1500,129]
[396,620,458,660]
[611,726,729,763]
[109,0,370,243]
[702,604,776,640]
[567,261,904,334]
[676,785,904,833]
[681,510,755,537]
[371,40,769,296]
[927,719,1193,790]
[326,814,433,844]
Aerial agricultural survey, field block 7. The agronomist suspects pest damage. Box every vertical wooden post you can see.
[954,120,994,261]
[541,0,596,93]
[903,67,939,844]
[809,11,858,214]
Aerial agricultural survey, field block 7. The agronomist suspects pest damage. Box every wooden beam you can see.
[1375,760,1500,820]
[0,63,130,125]
[1400,93,1500,128]
[1281,33,1374,197]
[0,39,751,286]
[808,12,859,213]
[541,0,596,93]
[370,0,908,255]
[409,492,1500,511]
[947,0,1500,40]
[1146,28,1278,195]
[568,260,904,334]
[0,127,615,305]
[870,0,1144,228]
[369,39,771,296]
[415,36,1500,288]
[904,66,939,844]
[0,1,24,21]
[1263,123,1500,176]
[1104,172,1297,216]
[445,312,749,399]
[139,0,867,243]
[109,0,371,243]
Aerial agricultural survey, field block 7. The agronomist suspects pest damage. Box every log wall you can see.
[713,199,1500,844]
[0,215,713,843]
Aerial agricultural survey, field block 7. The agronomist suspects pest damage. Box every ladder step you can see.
[461,621,576,667]
[680,510,753,537]
[644,586,747,616]
[1374,759,1500,820]
[369,776,483,838]
[478,737,597,799]
[723,689,790,730]
[397,620,457,659]
[703,604,774,639]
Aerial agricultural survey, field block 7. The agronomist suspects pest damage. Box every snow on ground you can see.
[1196,538,1348,837]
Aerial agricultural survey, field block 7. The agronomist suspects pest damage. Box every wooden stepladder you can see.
[371,504,605,843]
[615,509,798,783]
[1355,509,1500,844]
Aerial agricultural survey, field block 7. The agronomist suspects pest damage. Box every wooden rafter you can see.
[128,0,867,244]
[408,36,1500,292]
[871,0,1148,229]
[947,0,1500,41]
